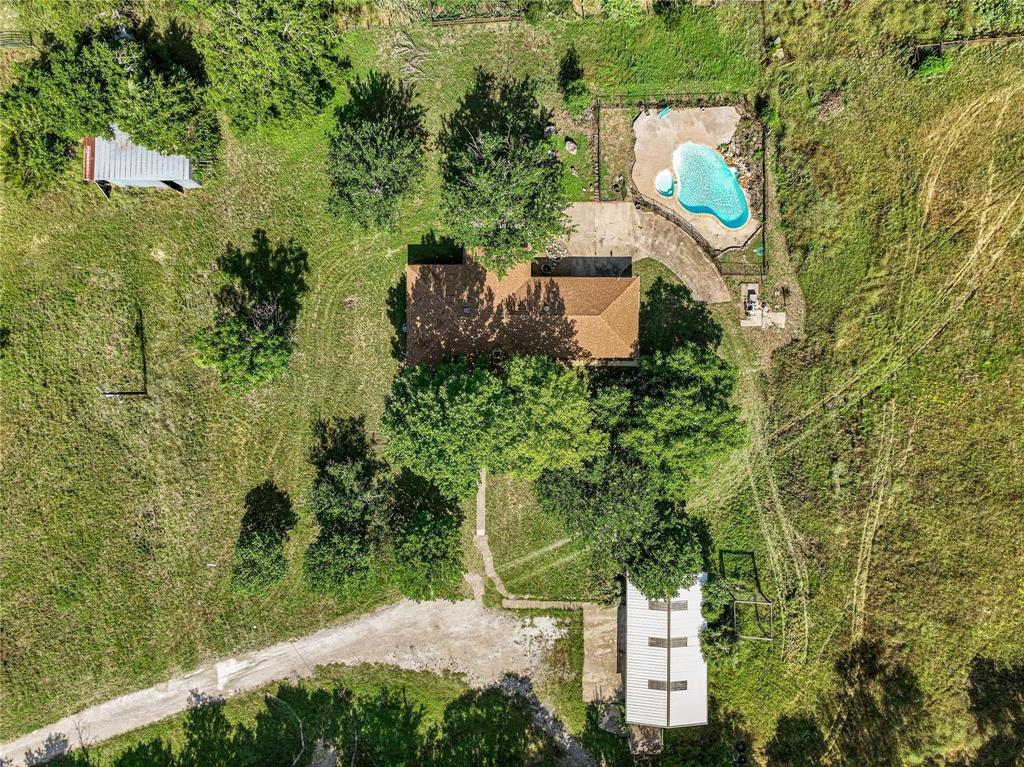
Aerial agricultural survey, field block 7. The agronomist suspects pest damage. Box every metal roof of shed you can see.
[625,575,708,729]
[83,127,195,184]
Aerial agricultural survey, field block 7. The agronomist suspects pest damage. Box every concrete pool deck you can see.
[556,202,730,304]
[632,106,761,251]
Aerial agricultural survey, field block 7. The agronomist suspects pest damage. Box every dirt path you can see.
[0,599,566,767]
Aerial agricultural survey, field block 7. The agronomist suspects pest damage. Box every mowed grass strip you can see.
[486,476,592,600]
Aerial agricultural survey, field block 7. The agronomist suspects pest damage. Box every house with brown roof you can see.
[405,254,639,366]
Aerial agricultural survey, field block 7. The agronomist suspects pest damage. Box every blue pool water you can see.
[654,169,675,196]
[669,142,749,229]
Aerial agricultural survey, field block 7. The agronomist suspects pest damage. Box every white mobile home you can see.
[624,575,708,729]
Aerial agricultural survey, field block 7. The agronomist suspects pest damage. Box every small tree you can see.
[439,70,569,274]
[392,473,464,600]
[381,357,504,499]
[197,0,344,131]
[328,71,428,227]
[700,574,738,663]
[230,481,297,594]
[304,459,392,596]
[194,231,309,392]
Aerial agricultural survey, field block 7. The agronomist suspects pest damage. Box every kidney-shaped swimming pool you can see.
[667,142,749,230]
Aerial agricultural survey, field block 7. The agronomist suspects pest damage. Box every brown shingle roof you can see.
[405,259,639,366]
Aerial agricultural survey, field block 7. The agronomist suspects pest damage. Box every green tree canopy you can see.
[381,356,606,498]
[194,230,310,392]
[303,418,465,599]
[304,458,392,596]
[617,345,746,501]
[195,0,345,131]
[493,356,608,480]
[381,357,505,499]
[536,453,705,598]
[0,25,218,193]
[535,339,742,595]
[328,71,429,227]
[438,69,569,274]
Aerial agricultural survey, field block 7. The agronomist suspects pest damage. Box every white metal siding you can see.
[93,126,195,186]
[625,575,708,728]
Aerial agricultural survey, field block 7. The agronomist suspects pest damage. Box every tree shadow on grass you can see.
[43,676,559,767]
[640,276,722,354]
[763,713,826,767]
[431,681,556,767]
[960,657,1024,766]
[229,481,297,594]
[387,275,407,362]
[557,45,582,95]
[577,703,630,766]
[661,695,752,765]
[216,230,309,324]
[764,640,925,767]
[438,68,552,186]
[238,481,296,541]
[309,415,376,475]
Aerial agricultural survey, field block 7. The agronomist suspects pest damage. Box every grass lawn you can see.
[80,663,550,765]
[486,475,592,600]
[0,8,762,741]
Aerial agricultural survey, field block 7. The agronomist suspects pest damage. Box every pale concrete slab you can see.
[632,106,761,251]
[582,604,622,704]
[559,202,730,304]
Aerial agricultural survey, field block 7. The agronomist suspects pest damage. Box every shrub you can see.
[194,231,309,392]
[303,421,465,598]
[230,481,297,595]
[197,0,345,131]
[914,50,952,78]
[328,72,429,227]
[600,0,645,26]
[231,533,288,594]
[392,503,464,600]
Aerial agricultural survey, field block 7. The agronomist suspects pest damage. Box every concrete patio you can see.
[557,202,731,304]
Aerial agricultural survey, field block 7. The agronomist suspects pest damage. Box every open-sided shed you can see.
[83,127,200,192]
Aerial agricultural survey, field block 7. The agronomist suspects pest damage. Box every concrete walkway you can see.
[0,599,565,766]
[582,604,623,704]
[559,202,731,304]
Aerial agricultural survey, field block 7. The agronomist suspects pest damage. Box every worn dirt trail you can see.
[0,599,564,767]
